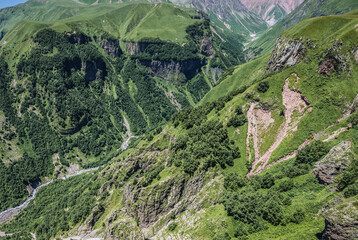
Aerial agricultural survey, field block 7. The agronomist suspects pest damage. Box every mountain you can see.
[240,0,304,26]
[1,7,357,239]
[246,0,358,59]
[0,1,246,213]
[173,0,269,37]
[0,0,271,43]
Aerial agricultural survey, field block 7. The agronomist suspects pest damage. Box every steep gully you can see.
[121,115,138,150]
[247,74,357,176]
[0,167,101,227]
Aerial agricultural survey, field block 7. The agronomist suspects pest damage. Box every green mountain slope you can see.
[1,11,357,240]
[246,0,358,59]
[0,2,245,212]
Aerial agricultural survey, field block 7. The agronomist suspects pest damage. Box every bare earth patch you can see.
[248,74,309,176]
[253,93,358,176]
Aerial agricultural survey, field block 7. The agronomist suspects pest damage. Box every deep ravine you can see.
[0,167,101,226]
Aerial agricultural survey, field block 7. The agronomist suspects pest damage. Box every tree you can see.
[183,157,198,174]
[257,81,269,93]
[224,173,246,191]
[296,141,329,165]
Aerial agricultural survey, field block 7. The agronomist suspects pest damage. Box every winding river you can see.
[0,166,101,226]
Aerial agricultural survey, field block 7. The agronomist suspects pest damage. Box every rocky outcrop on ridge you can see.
[312,141,355,186]
[266,37,304,72]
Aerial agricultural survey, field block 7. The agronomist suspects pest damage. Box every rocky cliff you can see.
[321,197,358,240]
[139,59,205,83]
[313,141,355,186]
[265,37,305,72]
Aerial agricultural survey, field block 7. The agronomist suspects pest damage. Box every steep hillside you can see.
[0,0,269,44]
[1,12,357,240]
[246,0,358,59]
[0,2,245,212]
[241,0,304,26]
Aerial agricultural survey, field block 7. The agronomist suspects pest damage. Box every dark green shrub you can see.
[278,179,294,192]
[344,182,358,198]
[168,222,178,231]
[227,115,247,128]
[224,173,246,191]
[295,141,329,165]
[257,81,269,93]
[290,209,305,224]
[284,163,310,178]
[183,157,198,174]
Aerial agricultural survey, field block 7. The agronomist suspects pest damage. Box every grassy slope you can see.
[202,12,358,162]
[247,0,358,58]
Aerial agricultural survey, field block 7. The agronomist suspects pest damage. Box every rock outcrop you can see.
[94,37,122,58]
[321,197,358,240]
[313,141,355,186]
[318,40,350,77]
[123,42,148,55]
[104,210,145,240]
[266,37,304,72]
[139,59,205,83]
[123,173,205,228]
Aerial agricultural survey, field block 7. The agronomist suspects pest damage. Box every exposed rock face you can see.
[241,0,304,15]
[139,59,205,83]
[321,197,358,240]
[318,40,350,77]
[123,42,149,55]
[123,173,205,228]
[201,35,214,57]
[94,37,122,58]
[103,210,145,240]
[170,0,268,34]
[67,32,91,45]
[313,141,354,186]
[68,33,122,58]
[266,37,304,72]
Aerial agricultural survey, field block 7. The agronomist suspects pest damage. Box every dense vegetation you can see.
[220,141,330,237]
[1,173,100,240]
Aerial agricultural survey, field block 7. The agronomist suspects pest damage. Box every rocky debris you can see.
[248,74,310,176]
[318,59,336,77]
[266,37,304,72]
[313,141,355,186]
[123,173,204,228]
[321,197,358,240]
